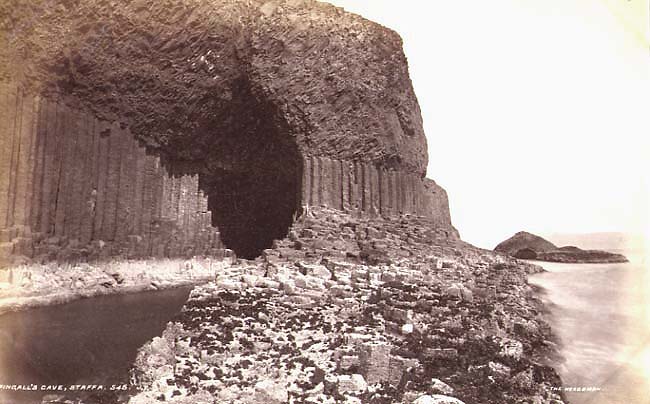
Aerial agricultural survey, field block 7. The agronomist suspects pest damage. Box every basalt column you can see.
[0,84,225,264]
[1,0,458,264]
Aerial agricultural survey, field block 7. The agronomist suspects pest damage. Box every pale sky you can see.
[324,0,650,249]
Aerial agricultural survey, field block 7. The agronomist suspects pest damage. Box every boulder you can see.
[488,361,511,378]
[460,287,473,303]
[498,338,524,361]
[388,355,419,387]
[359,341,392,384]
[446,283,473,302]
[384,307,412,323]
[296,262,332,280]
[445,285,461,299]
[254,380,288,404]
[338,354,361,371]
[413,395,466,404]
[241,274,261,288]
[430,378,454,395]
[337,374,367,394]
[215,278,242,291]
[423,348,458,361]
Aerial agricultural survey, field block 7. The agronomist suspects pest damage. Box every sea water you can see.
[0,286,193,403]
[529,252,650,404]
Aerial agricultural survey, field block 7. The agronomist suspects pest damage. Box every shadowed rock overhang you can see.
[0,0,454,261]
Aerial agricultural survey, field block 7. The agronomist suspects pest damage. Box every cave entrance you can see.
[207,162,300,260]
[199,84,302,259]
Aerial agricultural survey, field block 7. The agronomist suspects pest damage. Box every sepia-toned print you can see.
[0,1,647,403]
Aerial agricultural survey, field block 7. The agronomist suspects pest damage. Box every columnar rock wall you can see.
[0,83,223,265]
[0,0,459,263]
[301,156,452,227]
[0,83,454,266]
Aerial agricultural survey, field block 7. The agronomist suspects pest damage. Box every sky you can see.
[324,0,650,249]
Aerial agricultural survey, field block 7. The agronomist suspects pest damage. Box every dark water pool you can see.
[0,286,193,403]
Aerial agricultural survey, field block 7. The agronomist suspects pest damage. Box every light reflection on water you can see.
[529,252,650,404]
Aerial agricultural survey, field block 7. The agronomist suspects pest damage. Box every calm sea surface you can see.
[0,286,193,403]
[529,252,650,404]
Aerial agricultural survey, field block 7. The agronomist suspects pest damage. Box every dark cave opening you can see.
[196,83,302,260]
[207,163,301,259]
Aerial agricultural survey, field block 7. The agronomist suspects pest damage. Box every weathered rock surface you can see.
[0,3,569,403]
[0,0,455,263]
[0,257,234,314]
[495,231,628,263]
[1,0,427,173]
[125,208,565,404]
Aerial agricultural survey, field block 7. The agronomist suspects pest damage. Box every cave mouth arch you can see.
[206,159,301,260]
[31,18,306,260]
[188,82,303,260]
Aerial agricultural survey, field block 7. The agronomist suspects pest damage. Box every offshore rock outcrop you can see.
[530,248,628,264]
[495,231,628,263]
[494,232,557,257]
[0,0,453,264]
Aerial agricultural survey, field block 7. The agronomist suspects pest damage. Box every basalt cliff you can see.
[0,0,453,266]
[0,1,566,404]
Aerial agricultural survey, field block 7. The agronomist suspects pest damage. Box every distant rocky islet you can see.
[494,231,628,263]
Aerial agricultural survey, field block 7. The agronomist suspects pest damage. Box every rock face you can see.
[0,0,427,172]
[126,207,565,404]
[0,85,225,263]
[0,0,455,264]
[0,5,569,403]
[495,231,628,263]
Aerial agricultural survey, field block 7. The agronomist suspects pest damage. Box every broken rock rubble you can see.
[130,208,565,404]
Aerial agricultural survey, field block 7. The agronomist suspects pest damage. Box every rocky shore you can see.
[0,257,234,315]
[531,247,628,264]
[129,208,566,404]
[0,2,570,402]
